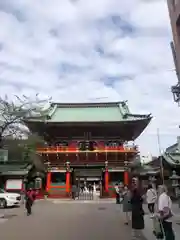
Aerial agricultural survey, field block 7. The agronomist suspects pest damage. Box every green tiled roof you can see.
[49,106,121,122]
[163,138,180,165]
[25,101,152,123]
[0,162,32,175]
[163,152,180,165]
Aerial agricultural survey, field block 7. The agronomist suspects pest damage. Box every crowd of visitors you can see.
[23,179,176,239]
[115,178,175,240]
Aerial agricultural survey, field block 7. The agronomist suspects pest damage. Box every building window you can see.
[78,141,96,151]
[105,141,122,147]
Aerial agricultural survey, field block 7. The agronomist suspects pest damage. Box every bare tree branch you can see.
[0,94,51,147]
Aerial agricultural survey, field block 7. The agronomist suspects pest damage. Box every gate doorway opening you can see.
[72,167,102,200]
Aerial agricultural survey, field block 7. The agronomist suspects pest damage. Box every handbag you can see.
[162,197,173,220]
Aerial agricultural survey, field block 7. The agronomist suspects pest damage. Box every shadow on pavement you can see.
[97,207,106,210]
[2,214,17,219]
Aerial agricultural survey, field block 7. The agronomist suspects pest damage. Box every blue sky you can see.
[0,0,179,155]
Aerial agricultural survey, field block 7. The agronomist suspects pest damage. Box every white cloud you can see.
[0,0,179,155]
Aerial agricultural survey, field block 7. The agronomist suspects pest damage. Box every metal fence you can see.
[77,191,94,200]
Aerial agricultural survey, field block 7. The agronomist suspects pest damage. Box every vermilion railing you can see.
[36,146,138,153]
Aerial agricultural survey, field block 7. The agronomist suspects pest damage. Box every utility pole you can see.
[157,128,164,185]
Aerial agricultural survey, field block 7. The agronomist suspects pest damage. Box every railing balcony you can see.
[36,145,138,153]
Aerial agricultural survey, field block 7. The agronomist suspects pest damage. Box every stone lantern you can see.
[34,172,42,190]
[169,170,180,199]
[124,160,128,169]
[23,177,28,190]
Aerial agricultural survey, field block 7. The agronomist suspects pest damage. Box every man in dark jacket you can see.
[131,178,145,239]
[25,188,35,216]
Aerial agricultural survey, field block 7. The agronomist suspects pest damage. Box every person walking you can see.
[131,178,146,240]
[25,188,35,216]
[146,184,157,217]
[114,183,120,204]
[122,185,131,225]
[158,185,175,240]
[71,184,77,200]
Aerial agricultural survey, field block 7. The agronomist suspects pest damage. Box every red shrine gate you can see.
[24,101,151,198]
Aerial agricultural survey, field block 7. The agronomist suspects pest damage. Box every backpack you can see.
[26,191,34,202]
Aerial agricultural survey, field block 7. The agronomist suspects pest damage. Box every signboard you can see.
[50,168,66,172]
[0,149,8,162]
[6,179,23,190]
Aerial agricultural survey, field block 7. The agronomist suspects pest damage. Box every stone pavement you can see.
[0,206,20,224]
[1,200,180,239]
[0,200,132,240]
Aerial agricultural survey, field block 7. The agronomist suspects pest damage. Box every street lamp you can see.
[34,172,42,190]
[124,160,128,170]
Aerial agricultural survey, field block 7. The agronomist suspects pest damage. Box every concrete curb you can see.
[0,214,4,218]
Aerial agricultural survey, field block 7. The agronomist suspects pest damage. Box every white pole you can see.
[157,128,164,185]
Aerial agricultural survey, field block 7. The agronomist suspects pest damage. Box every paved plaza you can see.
[0,200,180,240]
[0,200,132,240]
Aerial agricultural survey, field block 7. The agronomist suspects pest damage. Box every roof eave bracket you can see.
[47,104,57,120]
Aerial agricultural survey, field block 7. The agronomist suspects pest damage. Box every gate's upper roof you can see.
[24,101,152,123]
[24,101,152,141]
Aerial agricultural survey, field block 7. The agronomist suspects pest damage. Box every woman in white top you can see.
[146,184,157,215]
[158,185,175,240]
[114,183,120,204]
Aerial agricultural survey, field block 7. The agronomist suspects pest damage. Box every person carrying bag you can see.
[156,185,175,240]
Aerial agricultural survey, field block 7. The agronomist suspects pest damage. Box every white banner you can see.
[6,179,23,190]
